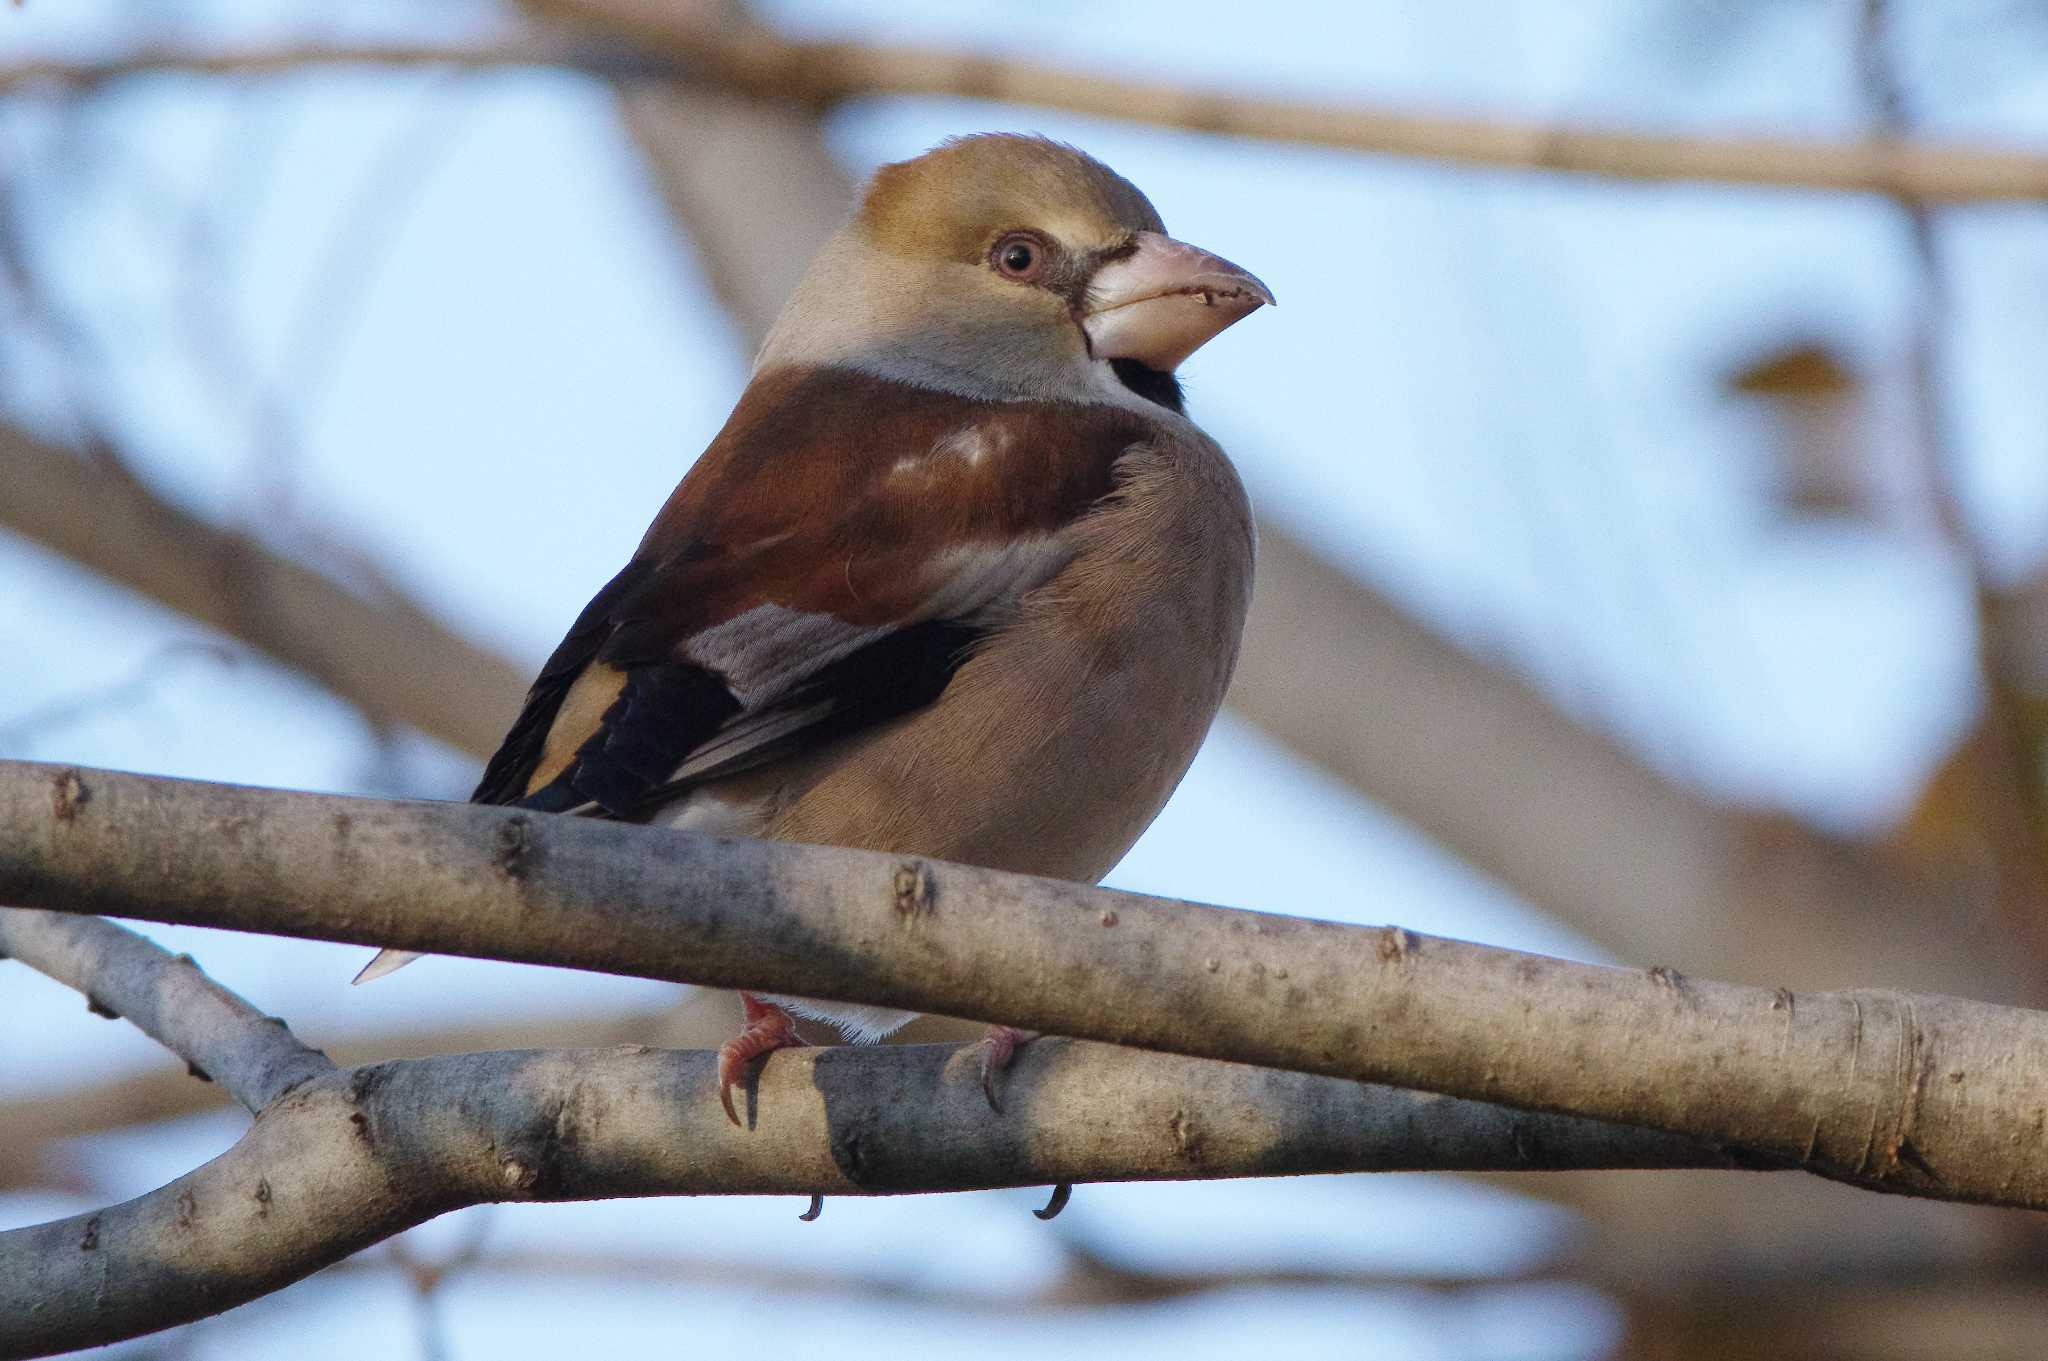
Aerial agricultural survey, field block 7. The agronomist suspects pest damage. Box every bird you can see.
[355,133,1271,1125]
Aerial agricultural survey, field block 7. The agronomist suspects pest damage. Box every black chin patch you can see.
[1110,358,1185,414]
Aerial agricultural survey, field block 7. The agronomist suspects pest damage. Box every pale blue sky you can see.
[4,2,2046,1357]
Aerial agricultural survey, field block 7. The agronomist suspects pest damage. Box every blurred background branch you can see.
[7,20,2048,197]
[1855,0,2048,963]
[0,420,528,755]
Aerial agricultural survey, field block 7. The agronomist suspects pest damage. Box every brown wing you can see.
[472,365,1157,817]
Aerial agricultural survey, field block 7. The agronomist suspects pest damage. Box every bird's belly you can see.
[765,521,1247,878]
[684,437,1253,1041]
[735,618,1225,1043]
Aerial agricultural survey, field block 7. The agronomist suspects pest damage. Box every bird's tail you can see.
[352,948,422,985]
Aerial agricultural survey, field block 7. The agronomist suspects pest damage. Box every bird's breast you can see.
[758,427,1254,884]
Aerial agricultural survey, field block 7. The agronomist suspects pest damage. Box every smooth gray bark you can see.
[0,760,2041,1215]
[0,882,1732,1356]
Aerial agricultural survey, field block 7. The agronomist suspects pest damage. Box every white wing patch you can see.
[931,426,999,467]
[685,605,887,707]
[888,425,1009,484]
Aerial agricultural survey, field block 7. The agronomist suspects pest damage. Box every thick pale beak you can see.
[1081,230,1273,372]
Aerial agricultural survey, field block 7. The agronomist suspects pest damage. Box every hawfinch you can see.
[359,133,1271,1122]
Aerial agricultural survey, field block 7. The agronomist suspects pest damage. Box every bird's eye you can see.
[991,233,1045,281]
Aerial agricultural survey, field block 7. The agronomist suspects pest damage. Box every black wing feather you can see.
[610,617,986,813]
[470,560,654,806]
[551,662,740,813]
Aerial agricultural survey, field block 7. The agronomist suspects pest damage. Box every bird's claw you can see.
[1034,1183,1072,1221]
[976,1024,1041,1113]
[717,994,801,1127]
[981,1058,1003,1113]
[717,1063,743,1127]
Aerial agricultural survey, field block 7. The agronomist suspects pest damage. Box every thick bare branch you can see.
[0,909,332,1112]
[9,31,2048,201]
[1,759,2044,1213]
[0,874,1714,1354]
[0,1037,1723,1359]
[0,423,529,756]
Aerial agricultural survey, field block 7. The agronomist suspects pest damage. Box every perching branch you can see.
[0,1040,1719,1358]
[8,28,2048,201]
[0,885,1728,1358]
[3,759,2046,1216]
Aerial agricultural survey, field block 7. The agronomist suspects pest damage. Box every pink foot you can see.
[977,1024,1041,1112]
[718,992,801,1126]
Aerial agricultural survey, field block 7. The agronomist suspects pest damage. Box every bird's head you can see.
[757,134,1272,410]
